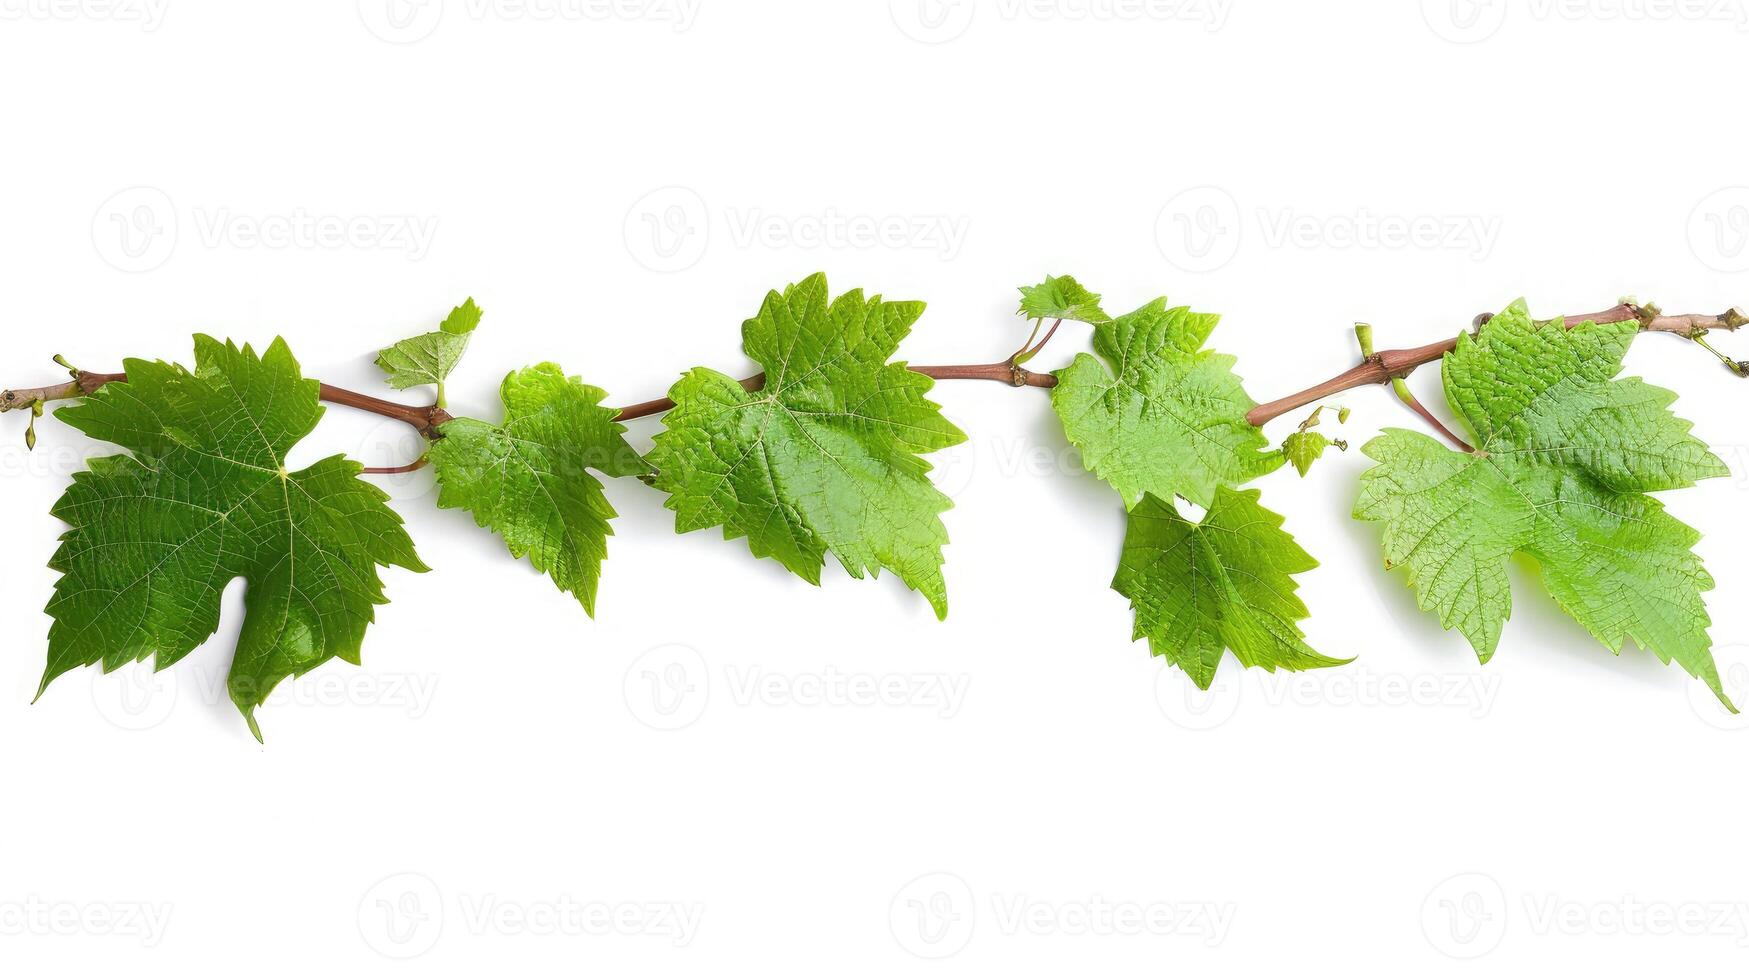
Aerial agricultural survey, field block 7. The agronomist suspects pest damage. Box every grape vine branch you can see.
[5,300,1738,452]
[1246,302,1748,429]
[0,353,1060,461]
[5,278,1748,737]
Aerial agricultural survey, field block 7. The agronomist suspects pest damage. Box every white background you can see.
[3,0,1749,975]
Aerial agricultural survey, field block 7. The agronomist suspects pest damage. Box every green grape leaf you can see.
[376,297,483,391]
[1281,431,1346,477]
[42,336,427,740]
[1116,487,1348,688]
[1017,274,1110,324]
[1354,303,1733,707]
[647,273,966,617]
[1052,297,1282,508]
[427,363,649,616]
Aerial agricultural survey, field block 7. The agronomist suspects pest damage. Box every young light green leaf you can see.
[43,336,427,740]
[1355,303,1734,707]
[376,297,483,393]
[1017,274,1110,324]
[1281,430,1345,477]
[1116,487,1349,688]
[427,363,648,616]
[1052,297,1282,508]
[647,273,966,617]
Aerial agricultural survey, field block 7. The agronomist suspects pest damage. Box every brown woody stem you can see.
[2,355,1054,473]
[610,361,1057,422]
[7,298,1735,465]
[314,382,451,436]
[1396,389,1475,453]
[361,457,431,475]
[3,371,453,438]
